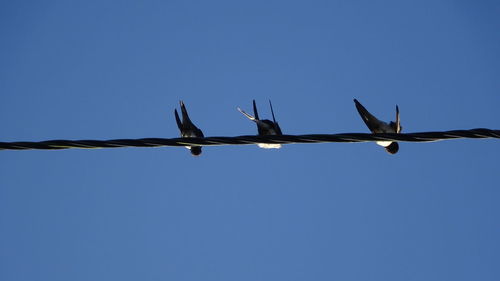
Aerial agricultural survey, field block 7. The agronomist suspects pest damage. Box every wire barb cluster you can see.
[0,128,498,151]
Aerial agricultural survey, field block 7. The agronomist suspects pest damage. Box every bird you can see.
[174,100,204,156]
[237,99,283,149]
[353,98,402,154]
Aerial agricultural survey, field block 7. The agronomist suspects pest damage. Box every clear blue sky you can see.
[1,1,499,280]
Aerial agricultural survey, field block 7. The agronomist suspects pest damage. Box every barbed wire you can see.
[0,128,498,151]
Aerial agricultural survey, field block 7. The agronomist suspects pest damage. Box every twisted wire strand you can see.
[0,128,498,151]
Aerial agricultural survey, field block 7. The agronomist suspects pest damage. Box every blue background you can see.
[1,1,499,280]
